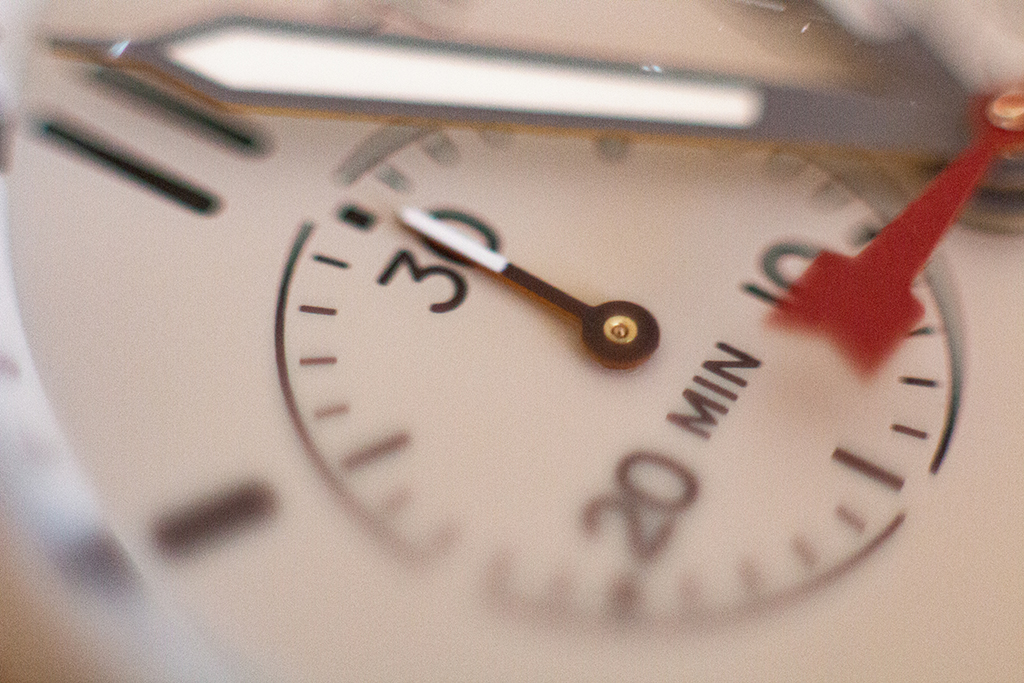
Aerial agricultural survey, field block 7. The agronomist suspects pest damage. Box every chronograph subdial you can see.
[275,125,960,627]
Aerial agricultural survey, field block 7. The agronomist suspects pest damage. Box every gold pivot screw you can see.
[987,89,1024,131]
[604,315,639,345]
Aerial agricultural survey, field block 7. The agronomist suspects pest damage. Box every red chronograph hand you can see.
[772,88,1024,374]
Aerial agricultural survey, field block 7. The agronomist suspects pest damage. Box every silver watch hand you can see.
[53,16,967,157]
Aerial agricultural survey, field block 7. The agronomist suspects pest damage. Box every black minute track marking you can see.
[299,305,337,316]
[342,432,411,472]
[337,204,376,230]
[834,505,867,534]
[277,222,451,564]
[741,283,780,306]
[891,424,929,439]
[313,254,350,269]
[335,125,428,185]
[299,356,337,366]
[419,131,460,166]
[789,535,819,569]
[314,403,350,420]
[38,119,220,214]
[376,164,412,193]
[490,514,906,630]
[900,376,939,387]
[831,448,905,491]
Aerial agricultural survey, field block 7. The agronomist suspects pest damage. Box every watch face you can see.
[1,1,1023,681]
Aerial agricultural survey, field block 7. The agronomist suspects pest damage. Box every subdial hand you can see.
[400,207,659,369]
[771,87,1024,375]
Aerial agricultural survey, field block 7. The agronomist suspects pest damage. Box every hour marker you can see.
[299,305,337,316]
[337,204,376,230]
[313,254,349,269]
[741,283,779,306]
[314,403,349,420]
[832,448,904,491]
[900,376,938,387]
[153,480,278,556]
[342,431,410,471]
[834,504,867,534]
[891,424,928,439]
[39,119,220,214]
[90,68,268,156]
[789,535,818,569]
[299,356,337,366]
[376,164,411,192]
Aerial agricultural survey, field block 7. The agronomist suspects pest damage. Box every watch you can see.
[1,1,1022,681]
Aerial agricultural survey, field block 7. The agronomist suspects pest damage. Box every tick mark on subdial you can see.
[834,504,867,534]
[832,448,905,491]
[152,480,278,557]
[789,535,819,569]
[341,431,410,471]
[337,204,376,231]
[741,283,780,306]
[378,487,414,516]
[419,131,460,166]
[376,164,412,193]
[900,376,939,388]
[299,305,337,316]
[313,253,350,269]
[335,125,428,186]
[313,403,349,420]
[608,574,643,621]
[891,424,928,439]
[299,356,338,366]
